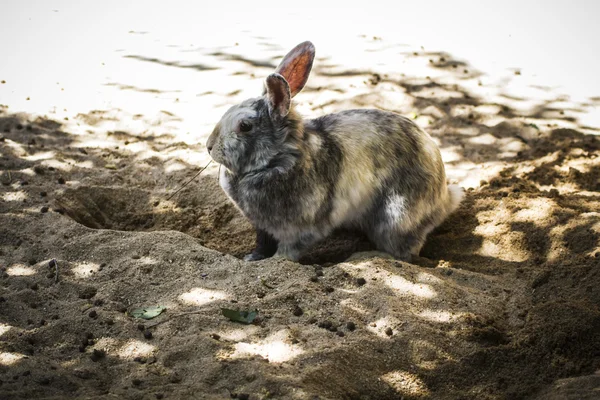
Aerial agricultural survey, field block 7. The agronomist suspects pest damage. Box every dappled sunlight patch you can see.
[229,330,304,363]
[7,264,36,276]
[468,133,497,145]
[117,340,157,359]
[417,272,443,285]
[335,288,360,295]
[125,141,152,154]
[512,198,555,224]
[179,287,228,306]
[2,190,28,202]
[417,309,462,323]
[477,238,528,262]
[473,203,531,261]
[339,260,373,271]
[74,160,95,169]
[439,146,462,163]
[366,317,402,339]
[381,370,429,397]
[81,139,121,149]
[564,153,600,171]
[216,326,260,342]
[138,256,159,265]
[17,168,36,176]
[474,220,510,238]
[452,125,484,137]
[497,138,527,159]
[384,275,436,298]
[340,298,369,315]
[91,337,156,359]
[0,323,13,336]
[546,214,600,261]
[0,352,25,366]
[165,161,187,173]
[72,261,101,278]
[40,158,74,171]
[92,337,118,353]
[473,104,503,115]
[450,161,506,189]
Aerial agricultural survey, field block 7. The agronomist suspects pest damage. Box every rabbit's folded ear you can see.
[265,73,291,118]
[275,41,315,97]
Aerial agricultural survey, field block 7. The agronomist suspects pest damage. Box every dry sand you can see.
[1,2,600,399]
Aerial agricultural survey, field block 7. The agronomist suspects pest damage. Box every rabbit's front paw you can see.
[273,247,301,262]
[243,252,267,262]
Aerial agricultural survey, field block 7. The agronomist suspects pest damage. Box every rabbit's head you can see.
[206,41,315,174]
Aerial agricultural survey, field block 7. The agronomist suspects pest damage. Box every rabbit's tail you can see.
[447,184,465,214]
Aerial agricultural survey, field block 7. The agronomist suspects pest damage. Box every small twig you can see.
[53,258,59,283]
[165,160,212,201]
[7,171,12,184]
[145,310,207,329]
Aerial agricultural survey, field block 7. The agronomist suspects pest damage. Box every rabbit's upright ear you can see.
[275,41,315,97]
[265,73,291,118]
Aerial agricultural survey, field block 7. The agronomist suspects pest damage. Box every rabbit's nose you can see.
[207,144,213,152]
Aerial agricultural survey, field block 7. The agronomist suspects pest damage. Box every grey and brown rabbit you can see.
[206,41,463,262]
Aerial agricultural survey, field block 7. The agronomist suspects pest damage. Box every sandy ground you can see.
[1,2,600,399]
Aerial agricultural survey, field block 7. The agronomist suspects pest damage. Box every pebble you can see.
[90,349,105,362]
[346,321,356,331]
[318,320,333,330]
[143,330,153,339]
[292,306,303,316]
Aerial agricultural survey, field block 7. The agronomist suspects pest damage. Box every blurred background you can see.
[2,0,598,188]
[1,0,598,126]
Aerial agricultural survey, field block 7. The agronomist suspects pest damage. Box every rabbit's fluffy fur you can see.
[207,41,463,262]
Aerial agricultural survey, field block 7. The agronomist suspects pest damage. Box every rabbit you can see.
[206,41,464,262]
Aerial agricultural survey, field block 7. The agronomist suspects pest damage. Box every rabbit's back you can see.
[305,109,448,230]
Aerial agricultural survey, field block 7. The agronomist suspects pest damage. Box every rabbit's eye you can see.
[239,121,253,133]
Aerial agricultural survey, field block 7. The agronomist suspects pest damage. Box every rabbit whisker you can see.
[165,160,212,201]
